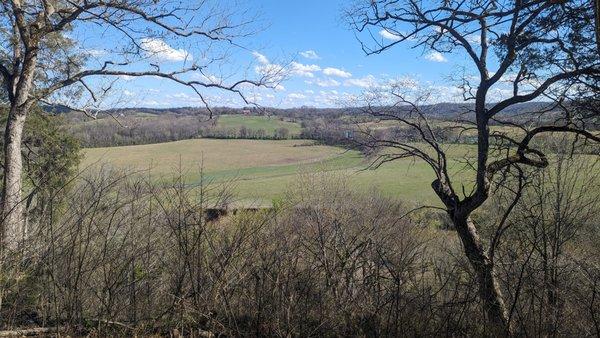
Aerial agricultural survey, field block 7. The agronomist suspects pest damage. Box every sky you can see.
[71,0,508,109]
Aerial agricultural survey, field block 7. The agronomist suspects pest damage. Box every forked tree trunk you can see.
[452,213,513,336]
[1,108,27,251]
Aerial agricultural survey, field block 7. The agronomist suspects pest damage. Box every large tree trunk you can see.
[453,213,513,336]
[1,108,27,251]
[1,45,37,251]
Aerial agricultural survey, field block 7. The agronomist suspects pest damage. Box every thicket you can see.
[0,153,598,336]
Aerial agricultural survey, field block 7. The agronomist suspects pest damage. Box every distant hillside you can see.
[48,101,557,120]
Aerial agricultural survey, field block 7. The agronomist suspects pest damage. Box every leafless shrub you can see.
[481,137,600,336]
[0,165,598,336]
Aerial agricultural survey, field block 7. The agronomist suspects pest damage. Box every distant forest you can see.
[50,101,560,119]
[53,101,572,148]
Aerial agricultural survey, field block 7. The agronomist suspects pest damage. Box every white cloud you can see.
[143,100,162,106]
[392,76,419,90]
[425,85,463,102]
[139,38,192,62]
[204,75,221,84]
[300,50,320,60]
[312,90,357,107]
[255,63,285,79]
[87,49,107,57]
[291,61,321,77]
[308,78,341,87]
[488,87,514,101]
[256,59,319,79]
[465,34,481,45]
[379,29,401,41]
[288,93,306,99]
[190,72,222,84]
[323,67,352,78]
[424,51,447,63]
[252,51,270,65]
[499,72,521,83]
[171,92,191,99]
[254,55,321,80]
[344,75,377,88]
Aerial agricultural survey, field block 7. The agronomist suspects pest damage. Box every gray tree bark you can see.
[2,108,27,251]
[1,47,37,251]
[453,213,513,336]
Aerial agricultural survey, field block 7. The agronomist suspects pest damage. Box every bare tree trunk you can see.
[1,43,37,250]
[453,214,513,336]
[1,108,27,251]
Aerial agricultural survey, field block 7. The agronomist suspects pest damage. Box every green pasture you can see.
[82,138,478,207]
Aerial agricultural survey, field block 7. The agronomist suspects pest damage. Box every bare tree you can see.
[492,139,600,335]
[346,0,600,335]
[0,0,281,250]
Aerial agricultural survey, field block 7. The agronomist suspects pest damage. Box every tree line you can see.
[65,114,294,148]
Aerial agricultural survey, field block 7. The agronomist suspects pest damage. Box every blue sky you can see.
[72,0,508,109]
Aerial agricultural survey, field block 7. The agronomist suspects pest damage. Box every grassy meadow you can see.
[82,137,477,207]
[81,115,600,207]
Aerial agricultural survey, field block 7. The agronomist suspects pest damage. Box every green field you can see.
[82,138,477,207]
[216,115,302,136]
